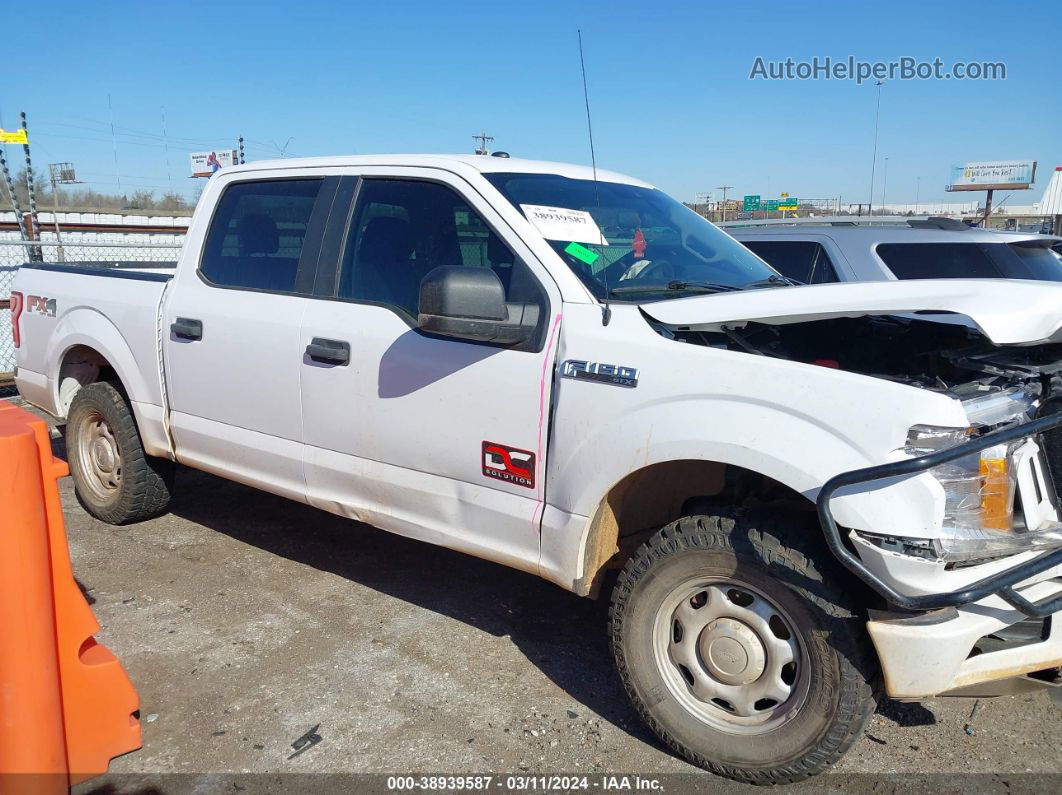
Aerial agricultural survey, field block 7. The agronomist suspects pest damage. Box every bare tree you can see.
[3,170,194,212]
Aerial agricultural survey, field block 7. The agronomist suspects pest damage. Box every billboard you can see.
[190,150,238,178]
[947,160,1036,192]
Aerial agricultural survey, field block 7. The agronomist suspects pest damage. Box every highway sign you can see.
[779,198,799,209]
[742,195,761,212]
[763,199,779,211]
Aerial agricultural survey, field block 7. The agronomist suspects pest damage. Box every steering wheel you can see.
[618,258,675,283]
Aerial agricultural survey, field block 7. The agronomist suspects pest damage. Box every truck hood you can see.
[641,279,1062,345]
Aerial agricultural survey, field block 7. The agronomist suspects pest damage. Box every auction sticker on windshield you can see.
[520,204,607,245]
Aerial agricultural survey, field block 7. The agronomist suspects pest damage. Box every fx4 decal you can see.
[27,295,56,317]
[561,359,639,388]
[482,441,536,489]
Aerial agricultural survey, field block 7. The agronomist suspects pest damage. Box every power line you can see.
[31,129,234,150]
[108,94,121,192]
[33,117,247,147]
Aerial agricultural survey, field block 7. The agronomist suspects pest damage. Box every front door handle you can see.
[306,337,350,366]
[171,317,203,340]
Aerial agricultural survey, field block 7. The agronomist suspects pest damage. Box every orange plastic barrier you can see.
[0,402,141,792]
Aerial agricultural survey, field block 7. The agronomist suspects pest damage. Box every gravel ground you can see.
[4,395,1059,793]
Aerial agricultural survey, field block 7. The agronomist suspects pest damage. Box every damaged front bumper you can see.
[855,536,1061,698]
[863,579,1061,699]
[817,412,1062,698]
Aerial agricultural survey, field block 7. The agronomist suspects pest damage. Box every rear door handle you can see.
[171,317,203,340]
[306,337,350,365]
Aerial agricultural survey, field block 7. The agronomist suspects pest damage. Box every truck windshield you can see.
[484,173,780,300]
[876,241,1062,282]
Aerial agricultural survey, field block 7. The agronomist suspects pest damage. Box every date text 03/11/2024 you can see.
[385,774,664,791]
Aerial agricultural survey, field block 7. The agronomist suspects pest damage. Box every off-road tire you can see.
[67,381,174,524]
[609,512,878,784]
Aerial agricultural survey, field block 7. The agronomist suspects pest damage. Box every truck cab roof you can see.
[219,154,654,189]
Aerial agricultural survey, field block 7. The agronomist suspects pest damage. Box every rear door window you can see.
[200,179,323,292]
[876,242,1062,281]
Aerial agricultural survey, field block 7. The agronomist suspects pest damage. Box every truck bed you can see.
[13,261,172,420]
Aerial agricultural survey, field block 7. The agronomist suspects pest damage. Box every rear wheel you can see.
[609,512,878,784]
[67,381,174,524]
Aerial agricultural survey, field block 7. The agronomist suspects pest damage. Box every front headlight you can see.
[961,384,1039,427]
[905,425,1022,562]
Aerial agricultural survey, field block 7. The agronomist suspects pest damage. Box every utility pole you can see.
[48,163,80,250]
[696,192,712,219]
[716,185,733,223]
[473,132,494,155]
[915,176,921,215]
[868,80,884,219]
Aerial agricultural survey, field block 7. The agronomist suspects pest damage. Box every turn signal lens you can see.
[979,454,1013,531]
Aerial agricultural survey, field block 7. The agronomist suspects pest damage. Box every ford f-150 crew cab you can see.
[11,155,1062,783]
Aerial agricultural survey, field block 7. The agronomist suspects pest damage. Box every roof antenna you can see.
[578,29,610,326]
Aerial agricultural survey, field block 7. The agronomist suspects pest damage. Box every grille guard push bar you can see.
[816,412,1062,619]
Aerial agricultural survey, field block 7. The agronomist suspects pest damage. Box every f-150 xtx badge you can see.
[482,442,535,489]
[561,359,639,388]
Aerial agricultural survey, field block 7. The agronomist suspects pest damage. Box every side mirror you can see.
[418,266,539,346]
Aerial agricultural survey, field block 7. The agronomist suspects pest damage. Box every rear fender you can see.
[45,308,170,457]
[48,308,160,414]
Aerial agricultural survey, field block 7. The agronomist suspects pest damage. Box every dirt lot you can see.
[5,394,1059,792]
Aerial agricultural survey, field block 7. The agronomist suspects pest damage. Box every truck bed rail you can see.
[19,262,174,283]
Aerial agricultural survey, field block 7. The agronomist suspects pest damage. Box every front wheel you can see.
[609,512,878,784]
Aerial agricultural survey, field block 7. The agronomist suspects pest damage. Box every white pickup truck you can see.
[11,155,1062,783]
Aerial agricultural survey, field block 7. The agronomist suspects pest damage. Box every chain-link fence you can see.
[0,239,183,379]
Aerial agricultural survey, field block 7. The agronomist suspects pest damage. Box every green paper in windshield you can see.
[564,241,599,265]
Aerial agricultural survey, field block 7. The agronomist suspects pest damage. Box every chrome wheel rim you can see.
[652,577,808,734]
[76,410,122,500]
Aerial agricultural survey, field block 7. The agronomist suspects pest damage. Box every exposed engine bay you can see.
[673,313,1062,399]
[668,312,1062,563]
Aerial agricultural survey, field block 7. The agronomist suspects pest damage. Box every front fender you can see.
[540,304,972,593]
[547,395,944,537]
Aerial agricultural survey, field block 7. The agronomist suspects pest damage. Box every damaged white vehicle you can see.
[11,156,1062,783]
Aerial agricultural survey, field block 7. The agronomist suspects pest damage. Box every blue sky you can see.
[4,0,1059,208]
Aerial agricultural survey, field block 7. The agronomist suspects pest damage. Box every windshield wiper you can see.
[743,274,799,289]
[609,280,741,296]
